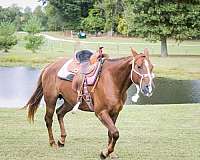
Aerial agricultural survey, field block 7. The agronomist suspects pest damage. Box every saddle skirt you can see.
[57,58,102,86]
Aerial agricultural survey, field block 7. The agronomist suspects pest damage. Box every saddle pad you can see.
[57,59,75,81]
[57,59,103,85]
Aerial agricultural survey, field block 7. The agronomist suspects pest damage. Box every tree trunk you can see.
[110,25,113,37]
[161,37,168,57]
[110,20,113,37]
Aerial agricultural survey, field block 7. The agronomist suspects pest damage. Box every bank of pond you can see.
[0,66,199,108]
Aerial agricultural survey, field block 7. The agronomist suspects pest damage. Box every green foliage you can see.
[117,17,128,35]
[0,22,17,52]
[46,0,94,30]
[21,7,32,25]
[126,0,200,42]
[23,16,43,34]
[47,15,63,31]
[33,6,48,30]
[81,9,105,35]
[44,3,65,31]
[96,0,124,34]
[13,15,22,31]
[24,35,44,53]
[23,17,44,53]
[124,0,200,56]
[123,4,136,36]
[0,5,22,30]
[0,5,21,23]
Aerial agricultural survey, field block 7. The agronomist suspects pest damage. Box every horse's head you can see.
[130,47,155,102]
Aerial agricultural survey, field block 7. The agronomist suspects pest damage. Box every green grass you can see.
[1,104,200,160]
[151,56,200,80]
[0,32,200,79]
[44,31,200,55]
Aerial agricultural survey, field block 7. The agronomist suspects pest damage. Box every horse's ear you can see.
[131,47,138,57]
[144,48,149,59]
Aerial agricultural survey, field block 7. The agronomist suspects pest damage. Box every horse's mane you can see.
[106,56,132,62]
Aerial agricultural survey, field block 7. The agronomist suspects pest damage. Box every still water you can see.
[0,67,199,108]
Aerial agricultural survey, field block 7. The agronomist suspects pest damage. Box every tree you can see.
[24,34,44,53]
[81,9,105,35]
[0,5,21,22]
[23,17,44,53]
[0,5,22,30]
[33,6,48,30]
[44,3,65,31]
[117,17,128,35]
[13,15,22,31]
[125,0,200,56]
[96,0,124,36]
[0,22,17,52]
[22,7,33,26]
[41,0,94,30]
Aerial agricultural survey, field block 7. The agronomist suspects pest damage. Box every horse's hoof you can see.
[100,151,107,159]
[57,140,65,147]
[50,142,58,149]
[109,152,119,160]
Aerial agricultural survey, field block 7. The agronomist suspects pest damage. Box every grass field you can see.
[0,32,200,80]
[1,104,200,160]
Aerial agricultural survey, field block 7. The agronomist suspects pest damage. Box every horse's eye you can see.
[138,66,142,69]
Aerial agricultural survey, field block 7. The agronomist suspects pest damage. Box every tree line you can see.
[0,0,200,56]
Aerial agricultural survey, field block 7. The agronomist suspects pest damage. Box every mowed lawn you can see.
[1,104,200,160]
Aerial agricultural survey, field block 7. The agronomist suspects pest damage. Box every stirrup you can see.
[71,101,81,114]
[72,87,83,114]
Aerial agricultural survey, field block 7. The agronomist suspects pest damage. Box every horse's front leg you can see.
[97,110,119,159]
[107,114,119,159]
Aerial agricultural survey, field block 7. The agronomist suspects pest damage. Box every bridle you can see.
[130,55,155,102]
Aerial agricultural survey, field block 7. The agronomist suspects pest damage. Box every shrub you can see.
[0,22,17,52]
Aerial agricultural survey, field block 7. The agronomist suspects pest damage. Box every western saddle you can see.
[59,48,105,112]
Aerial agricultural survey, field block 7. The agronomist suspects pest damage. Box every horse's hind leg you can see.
[44,97,57,147]
[56,101,73,147]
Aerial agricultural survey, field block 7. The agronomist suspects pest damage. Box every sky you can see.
[0,0,42,10]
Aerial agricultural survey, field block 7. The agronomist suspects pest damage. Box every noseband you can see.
[130,55,154,102]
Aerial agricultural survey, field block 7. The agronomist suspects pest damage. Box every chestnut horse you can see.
[25,48,155,159]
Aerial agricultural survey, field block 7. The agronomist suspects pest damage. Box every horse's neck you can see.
[107,56,133,93]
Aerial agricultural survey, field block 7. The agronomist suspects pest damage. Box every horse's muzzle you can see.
[142,84,154,97]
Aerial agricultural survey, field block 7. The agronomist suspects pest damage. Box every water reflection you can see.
[127,78,200,104]
[0,67,199,108]
[0,67,40,108]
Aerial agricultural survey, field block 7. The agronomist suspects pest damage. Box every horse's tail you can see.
[25,69,45,123]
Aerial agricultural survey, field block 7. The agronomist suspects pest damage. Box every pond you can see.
[127,78,200,105]
[0,67,199,108]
